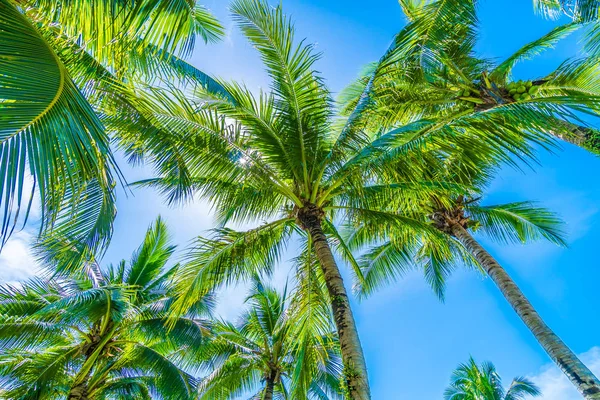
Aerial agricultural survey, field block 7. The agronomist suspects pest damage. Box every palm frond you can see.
[467,201,567,246]
[0,0,116,247]
[490,23,580,82]
[231,0,332,191]
[171,219,295,318]
[125,216,176,290]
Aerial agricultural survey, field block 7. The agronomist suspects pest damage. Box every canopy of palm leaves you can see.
[0,217,213,399]
[341,0,600,165]
[119,0,553,312]
[345,161,565,299]
[444,357,541,400]
[198,279,342,399]
[0,0,225,271]
[115,2,565,396]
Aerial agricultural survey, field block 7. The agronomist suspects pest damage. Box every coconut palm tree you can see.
[346,155,600,398]
[341,0,600,163]
[118,1,564,397]
[0,217,213,399]
[0,0,225,268]
[198,280,342,400]
[444,357,541,400]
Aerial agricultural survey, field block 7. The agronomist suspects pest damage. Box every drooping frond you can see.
[467,201,567,246]
[0,0,116,247]
[35,176,116,275]
[505,377,542,399]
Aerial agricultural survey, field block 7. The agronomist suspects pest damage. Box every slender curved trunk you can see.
[451,223,600,399]
[263,376,274,400]
[298,209,371,400]
[553,121,600,155]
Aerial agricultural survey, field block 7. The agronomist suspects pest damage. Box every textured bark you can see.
[68,382,89,400]
[552,121,600,155]
[452,223,600,399]
[263,376,274,400]
[297,205,371,400]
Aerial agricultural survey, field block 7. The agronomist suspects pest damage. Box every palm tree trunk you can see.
[298,208,371,400]
[451,223,600,399]
[553,120,600,155]
[263,376,275,400]
[68,383,89,400]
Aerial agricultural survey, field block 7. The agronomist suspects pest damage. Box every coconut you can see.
[509,89,517,95]
[528,86,539,95]
[517,86,526,93]
[521,93,532,100]
[513,93,522,101]
[526,81,533,88]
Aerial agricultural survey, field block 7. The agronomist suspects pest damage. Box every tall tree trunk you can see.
[298,206,371,400]
[553,121,600,155]
[263,375,275,400]
[451,223,600,399]
[68,383,89,400]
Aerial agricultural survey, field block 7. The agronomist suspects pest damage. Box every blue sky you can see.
[2,0,600,398]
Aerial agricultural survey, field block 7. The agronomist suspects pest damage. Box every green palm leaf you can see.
[0,0,115,247]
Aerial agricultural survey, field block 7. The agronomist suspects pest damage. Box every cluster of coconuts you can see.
[455,88,481,109]
[506,81,539,102]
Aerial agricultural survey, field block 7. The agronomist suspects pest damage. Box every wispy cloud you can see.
[529,347,600,400]
[0,230,40,283]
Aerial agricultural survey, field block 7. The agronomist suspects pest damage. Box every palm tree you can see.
[198,280,342,399]
[348,157,600,398]
[341,0,600,163]
[0,217,213,399]
[444,357,541,400]
[0,0,225,267]
[118,1,562,397]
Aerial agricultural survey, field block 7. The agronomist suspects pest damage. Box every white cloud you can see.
[529,347,600,400]
[0,230,40,283]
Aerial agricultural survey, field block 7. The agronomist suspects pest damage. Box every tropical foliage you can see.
[342,0,600,161]
[1,0,599,399]
[533,0,600,21]
[0,217,213,399]
[345,158,600,396]
[444,357,541,400]
[0,0,224,270]
[115,0,550,396]
[198,280,342,400]
[339,0,600,395]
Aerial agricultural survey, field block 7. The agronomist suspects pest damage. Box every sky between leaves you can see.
[2,0,600,398]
